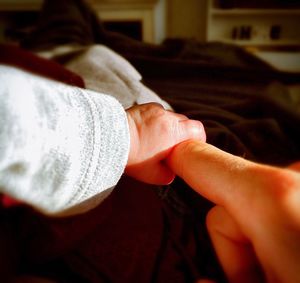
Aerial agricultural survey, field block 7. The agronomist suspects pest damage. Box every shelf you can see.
[206,0,300,48]
[0,1,42,11]
[89,0,159,43]
[211,8,300,16]
[88,1,157,11]
[252,50,300,72]
[215,39,300,47]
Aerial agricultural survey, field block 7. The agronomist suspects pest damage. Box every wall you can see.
[165,0,207,41]
[0,0,208,44]
[154,0,166,43]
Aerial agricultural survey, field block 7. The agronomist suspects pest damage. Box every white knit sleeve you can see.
[0,65,130,215]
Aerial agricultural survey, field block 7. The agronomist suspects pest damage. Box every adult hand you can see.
[125,103,206,185]
[167,140,300,283]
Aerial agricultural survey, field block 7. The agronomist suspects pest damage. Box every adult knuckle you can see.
[246,166,300,227]
[206,206,219,229]
[260,167,299,203]
[270,169,300,222]
[272,169,297,192]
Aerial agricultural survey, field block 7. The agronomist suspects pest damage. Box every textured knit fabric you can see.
[38,44,172,110]
[0,64,130,215]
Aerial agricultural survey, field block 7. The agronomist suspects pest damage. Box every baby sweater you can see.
[38,44,172,110]
[0,64,130,215]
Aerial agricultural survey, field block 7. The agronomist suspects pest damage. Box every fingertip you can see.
[167,139,206,172]
[142,162,175,185]
[197,120,206,142]
[179,119,206,142]
[155,164,176,185]
[167,140,254,209]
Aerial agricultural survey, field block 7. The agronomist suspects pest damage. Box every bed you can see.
[1,0,300,282]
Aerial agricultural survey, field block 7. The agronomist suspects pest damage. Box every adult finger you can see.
[206,206,265,283]
[166,140,268,214]
[288,161,300,173]
[126,161,175,185]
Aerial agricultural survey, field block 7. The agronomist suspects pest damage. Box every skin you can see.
[125,103,206,184]
[167,140,300,283]
[2,103,206,212]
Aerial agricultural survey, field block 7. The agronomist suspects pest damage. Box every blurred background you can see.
[0,0,299,72]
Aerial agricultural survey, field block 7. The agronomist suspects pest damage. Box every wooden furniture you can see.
[0,0,159,43]
[206,0,300,48]
[87,0,158,42]
[0,0,42,11]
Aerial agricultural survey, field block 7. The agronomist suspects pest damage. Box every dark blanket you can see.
[0,45,223,283]
[21,0,300,167]
[144,69,300,166]
[1,0,300,282]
